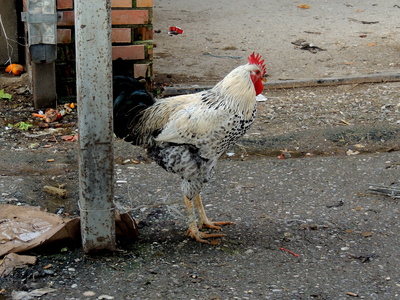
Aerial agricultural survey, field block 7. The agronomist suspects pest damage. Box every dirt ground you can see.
[1,0,400,299]
[152,0,400,85]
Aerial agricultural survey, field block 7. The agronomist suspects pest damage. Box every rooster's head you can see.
[247,52,266,95]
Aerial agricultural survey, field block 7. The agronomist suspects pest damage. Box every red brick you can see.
[134,27,153,41]
[57,0,73,9]
[111,10,148,25]
[111,0,132,8]
[134,63,149,78]
[136,0,153,8]
[112,28,131,43]
[112,45,145,60]
[57,11,75,26]
[57,29,72,44]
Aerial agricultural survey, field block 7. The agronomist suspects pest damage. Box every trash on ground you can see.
[349,253,377,263]
[0,204,80,257]
[368,184,400,198]
[0,253,37,278]
[279,247,300,257]
[11,288,57,299]
[0,205,138,258]
[297,4,311,9]
[292,39,326,53]
[43,185,67,198]
[61,134,79,142]
[8,121,33,130]
[43,108,62,123]
[168,26,184,35]
[256,94,267,102]
[346,149,360,156]
[5,64,24,76]
[348,18,379,24]
[0,89,12,100]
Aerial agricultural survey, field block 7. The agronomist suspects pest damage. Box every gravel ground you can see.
[1,0,400,298]
[1,76,400,299]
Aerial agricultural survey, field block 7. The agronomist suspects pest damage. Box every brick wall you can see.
[56,0,153,99]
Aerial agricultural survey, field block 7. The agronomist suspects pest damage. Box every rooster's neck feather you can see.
[211,65,256,119]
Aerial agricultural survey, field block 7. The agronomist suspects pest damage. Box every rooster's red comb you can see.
[247,52,266,76]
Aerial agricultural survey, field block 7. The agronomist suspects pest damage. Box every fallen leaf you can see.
[297,4,311,9]
[46,159,55,162]
[361,231,374,237]
[0,89,12,100]
[367,42,376,47]
[61,134,78,142]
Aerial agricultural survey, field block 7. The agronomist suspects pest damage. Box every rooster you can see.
[113,53,266,243]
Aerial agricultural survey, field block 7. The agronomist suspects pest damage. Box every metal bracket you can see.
[21,12,58,24]
[22,0,58,63]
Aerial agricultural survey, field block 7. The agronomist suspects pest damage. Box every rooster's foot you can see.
[199,220,234,231]
[186,227,226,244]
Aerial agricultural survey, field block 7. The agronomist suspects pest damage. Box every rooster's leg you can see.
[184,195,226,243]
[193,194,234,230]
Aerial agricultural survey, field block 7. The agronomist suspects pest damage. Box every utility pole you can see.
[75,0,115,253]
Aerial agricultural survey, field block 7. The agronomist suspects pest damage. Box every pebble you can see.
[71,284,78,289]
[83,291,96,297]
[98,295,114,300]
[244,249,254,255]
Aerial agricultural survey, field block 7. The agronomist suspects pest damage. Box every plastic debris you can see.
[168,26,184,35]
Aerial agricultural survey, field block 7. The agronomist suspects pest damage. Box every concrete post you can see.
[75,0,115,253]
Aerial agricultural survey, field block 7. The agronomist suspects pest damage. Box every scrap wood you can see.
[368,184,400,198]
[43,185,67,198]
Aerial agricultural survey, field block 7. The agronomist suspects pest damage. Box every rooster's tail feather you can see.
[113,76,155,144]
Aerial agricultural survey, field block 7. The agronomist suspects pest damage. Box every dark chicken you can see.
[113,53,266,243]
